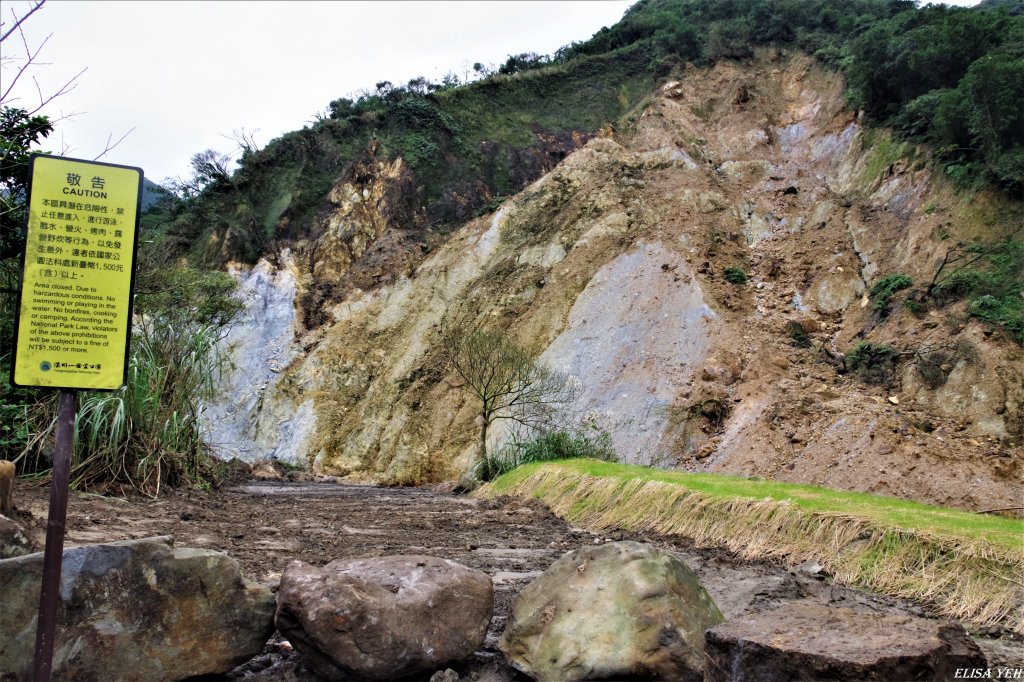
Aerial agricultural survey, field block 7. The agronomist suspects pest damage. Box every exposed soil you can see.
[220,52,1023,515]
[13,479,1022,680]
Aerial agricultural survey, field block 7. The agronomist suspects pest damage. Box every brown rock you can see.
[500,541,724,682]
[0,513,33,559]
[705,603,986,681]
[251,459,287,480]
[797,317,821,333]
[217,457,252,486]
[433,480,461,494]
[0,460,13,516]
[276,555,492,680]
[0,536,274,681]
[701,355,742,386]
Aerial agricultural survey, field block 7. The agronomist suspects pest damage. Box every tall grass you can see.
[70,319,227,495]
[472,426,618,482]
[8,252,244,495]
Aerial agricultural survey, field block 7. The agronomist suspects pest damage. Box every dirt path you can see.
[14,480,1023,679]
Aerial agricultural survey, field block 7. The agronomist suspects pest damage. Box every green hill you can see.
[154,0,1022,270]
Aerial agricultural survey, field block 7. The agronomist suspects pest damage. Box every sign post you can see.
[10,154,143,681]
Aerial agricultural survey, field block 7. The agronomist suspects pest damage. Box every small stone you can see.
[794,559,823,576]
[0,514,34,559]
[251,459,287,480]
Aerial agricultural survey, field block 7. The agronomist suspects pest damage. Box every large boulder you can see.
[0,535,275,681]
[276,555,493,680]
[0,514,33,559]
[704,602,987,681]
[251,459,287,480]
[500,541,724,682]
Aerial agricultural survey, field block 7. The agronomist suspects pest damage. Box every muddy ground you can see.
[13,480,1023,680]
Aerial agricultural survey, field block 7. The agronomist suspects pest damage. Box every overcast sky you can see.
[3,0,981,185]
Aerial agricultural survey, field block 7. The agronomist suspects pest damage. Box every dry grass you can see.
[474,461,1024,634]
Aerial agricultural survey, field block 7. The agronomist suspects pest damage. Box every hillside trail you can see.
[16,479,1021,679]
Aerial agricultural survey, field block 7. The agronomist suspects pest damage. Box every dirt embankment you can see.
[12,481,1023,679]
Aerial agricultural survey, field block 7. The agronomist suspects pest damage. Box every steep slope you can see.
[204,52,1021,513]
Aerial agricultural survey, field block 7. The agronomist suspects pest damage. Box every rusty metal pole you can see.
[32,389,77,682]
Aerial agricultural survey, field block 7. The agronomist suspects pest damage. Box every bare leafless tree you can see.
[0,0,84,120]
[925,225,1023,298]
[441,324,577,463]
[1,0,133,162]
[222,127,261,157]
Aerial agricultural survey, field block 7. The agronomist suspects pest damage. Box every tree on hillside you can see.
[441,325,577,465]
[168,149,234,199]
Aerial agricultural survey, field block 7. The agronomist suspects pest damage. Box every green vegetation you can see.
[69,320,224,493]
[9,243,243,494]
[931,237,1024,343]
[478,460,1024,632]
[564,0,1024,193]
[846,4,1024,192]
[0,108,56,464]
[137,0,1022,278]
[159,43,659,267]
[844,342,898,384]
[0,119,242,491]
[0,77,244,493]
[722,267,748,284]
[868,273,913,314]
[441,324,577,464]
[859,130,912,185]
[473,427,617,482]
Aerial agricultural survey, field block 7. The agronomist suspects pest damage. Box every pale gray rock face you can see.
[500,541,724,682]
[0,536,275,681]
[201,258,310,464]
[704,603,987,681]
[276,555,493,681]
[540,243,716,465]
[0,513,34,559]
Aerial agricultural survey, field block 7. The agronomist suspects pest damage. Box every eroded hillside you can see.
[203,53,1022,513]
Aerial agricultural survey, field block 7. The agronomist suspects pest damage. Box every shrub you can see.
[903,294,927,316]
[15,249,244,493]
[845,342,899,384]
[69,320,228,493]
[473,427,617,482]
[723,267,748,284]
[932,239,1023,344]
[869,273,913,314]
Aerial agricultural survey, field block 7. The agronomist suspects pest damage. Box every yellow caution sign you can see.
[11,155,143,390]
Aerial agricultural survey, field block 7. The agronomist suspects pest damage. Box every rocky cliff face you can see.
[203,53,1021,512]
